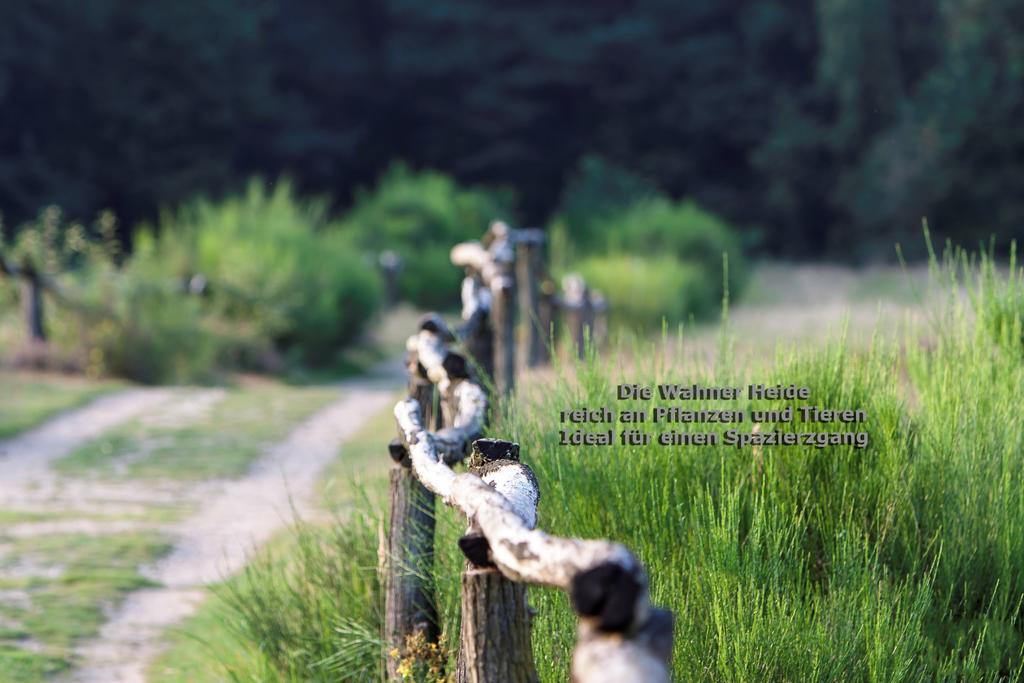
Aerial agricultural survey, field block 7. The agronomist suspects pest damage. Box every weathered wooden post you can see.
[378,250,404,308]
[384,356,439,679]
[490,272,516,397]
[589,290,608,350]
[21,261,47,343]
[484,222,517,398]
[561,274,592,360]
[537,279,557,365]
[456,439,540,683]
[460,275,494,389]
[514,229,545,372]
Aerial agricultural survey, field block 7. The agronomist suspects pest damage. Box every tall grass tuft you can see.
[215,511,385,682]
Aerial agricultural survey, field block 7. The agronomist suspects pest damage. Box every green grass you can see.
[0,532,171,680]
[474,245,1024,681]
[57,384,339,479]
[0,372,122,439]
[0,645,68,683]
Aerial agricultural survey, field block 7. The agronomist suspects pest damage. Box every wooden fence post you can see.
[456,439,539,683]
[490,273,516,398]
[483,221,517,398]
[384,367,439,679]
[378,250,404,308]
[460,275,495,390]
[590,290,608,350]
[395,401,674,682]
[515,230,545,372]
[537,279,557,365]
[561,274,592,360]
[20,262,46,343]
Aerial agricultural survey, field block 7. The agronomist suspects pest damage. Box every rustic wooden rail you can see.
[384,222,669,682]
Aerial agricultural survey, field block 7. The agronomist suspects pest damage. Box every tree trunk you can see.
[456,566,539,683]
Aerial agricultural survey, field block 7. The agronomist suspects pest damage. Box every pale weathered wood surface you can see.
[394,398,671,681]
[404,316,488,463]
[455,438,539,683]
[394,398,640,592]
[384,378,439,680]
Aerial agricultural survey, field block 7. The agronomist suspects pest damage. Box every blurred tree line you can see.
[0,0,1021,259]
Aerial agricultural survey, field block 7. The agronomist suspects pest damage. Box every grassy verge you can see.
[57,384,339,480]
[0,372,122,439]
[0,532,171,681]
[149,396,400,682]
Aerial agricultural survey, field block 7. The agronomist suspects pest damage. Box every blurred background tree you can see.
[0,0,1020,258]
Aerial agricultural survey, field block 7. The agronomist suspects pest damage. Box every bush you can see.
[343,163,514,309]
[140,179,382,367]
[561,197,747,329]
[602,197,748,297]
[0,207,218,382]
[549,160,749,329]
[576,254,715,330]
[68,268,220,384]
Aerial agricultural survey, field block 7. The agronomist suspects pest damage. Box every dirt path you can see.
[60,376,398,683]
[0,389,176,494]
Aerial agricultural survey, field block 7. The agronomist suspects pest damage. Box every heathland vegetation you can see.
[150,243,1024,681]
[1,159,749,382]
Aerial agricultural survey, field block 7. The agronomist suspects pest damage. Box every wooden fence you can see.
[384,222,672,682]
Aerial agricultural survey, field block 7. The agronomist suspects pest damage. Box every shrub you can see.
[549,161,749,329]
[68,267,220,384]
[140,179,382,367]
[563,198,747,329]
[343,163,514,309]
[0,207,219,382]
[555,155,660,253]
[576,254,715,330]
[602,197,748,298]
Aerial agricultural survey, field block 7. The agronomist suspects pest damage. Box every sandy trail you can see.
[0,388,176,492]
[62,375,399,683]
[0,389,220,520]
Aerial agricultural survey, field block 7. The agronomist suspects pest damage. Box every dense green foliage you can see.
[1,1,1020,255]
[577,254,714,329]
[342,164,513,309]
[559,173,748,328]
[140,180,381,367]
[1,184,382,382]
